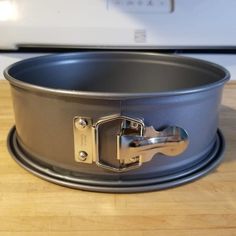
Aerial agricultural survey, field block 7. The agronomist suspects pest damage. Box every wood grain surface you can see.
[0,80,236,235]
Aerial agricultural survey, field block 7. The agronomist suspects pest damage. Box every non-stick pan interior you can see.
[5,52,228,94]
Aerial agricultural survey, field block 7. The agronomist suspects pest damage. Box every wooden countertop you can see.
[0,80,236,236]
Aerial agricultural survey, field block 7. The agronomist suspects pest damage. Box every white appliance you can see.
[1,0,236,79]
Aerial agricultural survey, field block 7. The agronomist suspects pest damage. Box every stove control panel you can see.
[107,0,173,13]
[1,0,236,49]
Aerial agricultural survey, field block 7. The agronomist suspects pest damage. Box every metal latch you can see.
[73,115,188,172]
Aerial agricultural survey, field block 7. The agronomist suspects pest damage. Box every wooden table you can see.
[0,80,236,236]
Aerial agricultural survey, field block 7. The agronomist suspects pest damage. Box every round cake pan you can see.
[4,52,230,192]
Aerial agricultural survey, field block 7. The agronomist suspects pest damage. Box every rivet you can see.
[75,118,87,128]
[79,151,88,161]
[130,121,139,129]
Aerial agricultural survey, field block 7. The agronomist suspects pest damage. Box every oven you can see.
[1,0,236,80]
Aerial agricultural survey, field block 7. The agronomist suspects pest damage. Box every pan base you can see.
[7,126,225,193]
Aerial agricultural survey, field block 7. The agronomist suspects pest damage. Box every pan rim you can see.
[4,51,230,100]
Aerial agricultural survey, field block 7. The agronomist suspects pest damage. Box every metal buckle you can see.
[73,115,189,172]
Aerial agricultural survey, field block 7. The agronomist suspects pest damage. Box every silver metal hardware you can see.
[73,117,93,163]
[73,115,189,172]
[78,151,88,161]
[75,118,88,128]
